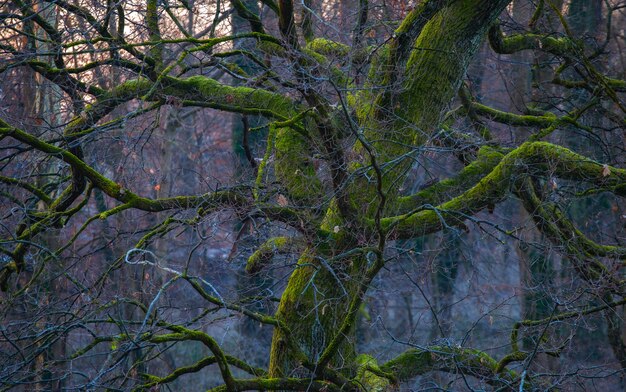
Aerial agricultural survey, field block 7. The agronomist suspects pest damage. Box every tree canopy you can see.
[1,0,626,390]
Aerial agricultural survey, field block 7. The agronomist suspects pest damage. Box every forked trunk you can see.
[268,0,510,378]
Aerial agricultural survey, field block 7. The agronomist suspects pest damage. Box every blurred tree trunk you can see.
[566,0,626,378]
[429,232,460,340]
[230,0,274,365]
[508,1,555,355]
[29,1,67,390]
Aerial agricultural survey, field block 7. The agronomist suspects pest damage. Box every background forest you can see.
[1,0,626,391]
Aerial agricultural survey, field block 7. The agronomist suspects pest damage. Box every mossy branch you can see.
[153,326,236,389]
[142,33,284,100]
[0,123,253,211]
[382,142,626,239]
[355,354,395,390]
[135,354,266,391]
[508,297,626,363]
[0,175,52,205]
[163,75,298,119]
[395,145,505,213]
[183,276,280,327]
[380,345,519,388]
[516,179,626,267]
[394,0,509,140]
[146,0,162,68]
[306,38,350,58]
[488,23,577,56]
[206,377,341,392]
[274,125,324,205]
[464,99,594,141]
[232,0,265,33]
[246,236,303,273]
[468,101,557,127]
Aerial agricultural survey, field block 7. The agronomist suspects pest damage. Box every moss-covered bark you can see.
[380,346,518,388]
[267,0,511,380]
[274,127,324,205]
[268,251,358,378]
[381,141,626,239]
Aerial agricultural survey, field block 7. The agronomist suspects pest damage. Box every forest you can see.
[1,0,626,390]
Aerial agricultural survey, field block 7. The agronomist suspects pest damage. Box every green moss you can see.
[355,354,393,391]
[399,0,508,140]
[380,349,433,381]
[396,145,505,212]
[320,199,343,232]
[489,26,577,56]
[496,351,527,373]
[269,251,355,377]
[307,38,350,57]
[146,0,162,67]
[470,101,557,127]
[380,346,519,385]
[257,40,288,57]
[254,124,276,200]
[357,45,388,124]
[382,141,626,239]
[274,127,323,205]
[269,254,317,377]
[109,78,152,98]
[246,236,291,273]
[165,75,297,119]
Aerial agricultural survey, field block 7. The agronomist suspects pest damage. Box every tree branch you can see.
[382,142,626,239]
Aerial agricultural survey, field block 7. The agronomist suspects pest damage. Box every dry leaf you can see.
[602,164,611,177]
[277,194,288,207]
[550,178,558,190]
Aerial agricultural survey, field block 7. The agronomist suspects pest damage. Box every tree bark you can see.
[268,0,511,379]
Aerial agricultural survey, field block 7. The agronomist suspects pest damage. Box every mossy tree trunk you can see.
[267,0,511,378]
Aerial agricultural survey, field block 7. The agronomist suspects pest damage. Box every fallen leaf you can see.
[602,164,611,177]
[277,194,288,207]
[550,178,558,190]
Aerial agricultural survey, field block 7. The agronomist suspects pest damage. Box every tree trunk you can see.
[268,0,511,378]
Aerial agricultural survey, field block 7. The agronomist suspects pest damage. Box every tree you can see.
[1,0,626,390]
